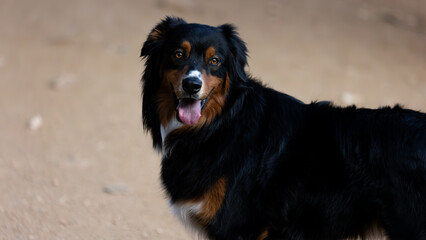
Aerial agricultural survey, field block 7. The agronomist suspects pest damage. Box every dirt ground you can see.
[0,0,425,239]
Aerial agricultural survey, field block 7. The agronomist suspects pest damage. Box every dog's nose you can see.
[182,77,202,95]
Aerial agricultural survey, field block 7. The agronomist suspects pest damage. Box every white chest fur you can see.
[159,117,182,154]
[171,201,207,238]
[171,201,203,223]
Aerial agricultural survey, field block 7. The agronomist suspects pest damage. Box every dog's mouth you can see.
[176,98,206,125]
[171,84,213,125]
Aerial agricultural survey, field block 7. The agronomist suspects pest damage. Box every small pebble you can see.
[49,73,76,89]
[36,195,43,203]
[67,154,90,168]
[59,218,67,226]
[58,195,68,205]
[29,114,43,130]
[142,232,150,238]
[51,178,60,187]
[103,183,129,195]
[112,215,123,225]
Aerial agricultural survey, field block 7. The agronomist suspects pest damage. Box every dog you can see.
[140,17,426,240]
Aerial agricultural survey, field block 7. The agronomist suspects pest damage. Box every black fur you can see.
[141,16,188,149]
[141,17,426,240]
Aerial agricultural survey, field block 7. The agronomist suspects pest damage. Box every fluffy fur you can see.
[141,17,426,240]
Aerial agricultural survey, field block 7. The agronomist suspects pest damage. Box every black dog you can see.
[141,17,426,240]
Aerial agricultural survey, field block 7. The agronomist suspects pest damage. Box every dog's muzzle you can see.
[182,77,202,95]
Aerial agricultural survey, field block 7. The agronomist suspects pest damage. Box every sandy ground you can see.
[0,0,425,239]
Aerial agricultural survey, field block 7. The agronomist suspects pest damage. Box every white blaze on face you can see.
[184,70,202,81]
[182,70,204,95]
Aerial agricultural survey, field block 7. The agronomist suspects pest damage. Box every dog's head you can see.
[141,17,248,147]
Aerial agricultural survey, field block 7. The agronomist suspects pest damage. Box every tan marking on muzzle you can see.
[156,66,188,126]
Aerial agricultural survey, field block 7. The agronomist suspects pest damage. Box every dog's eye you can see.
[209,57,220,66]
[175,51,184,59]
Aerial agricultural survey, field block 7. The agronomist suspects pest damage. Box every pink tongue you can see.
[177,99,202,125]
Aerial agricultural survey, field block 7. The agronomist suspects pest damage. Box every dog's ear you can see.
[141,16,186,57]
[141,17,186,150]
[219,24,248,82]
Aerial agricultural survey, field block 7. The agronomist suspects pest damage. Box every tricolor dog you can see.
[140,17,426,240]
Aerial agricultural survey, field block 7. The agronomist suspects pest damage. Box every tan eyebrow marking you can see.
[181,41,191,57]
[205,46,216,62]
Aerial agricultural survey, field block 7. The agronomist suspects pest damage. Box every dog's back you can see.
[277,101,426,239]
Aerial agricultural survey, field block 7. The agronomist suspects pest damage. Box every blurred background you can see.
[0,0,425,239]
